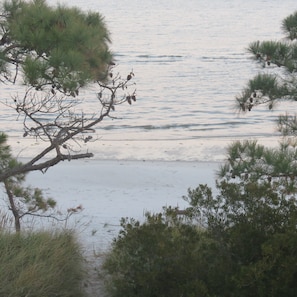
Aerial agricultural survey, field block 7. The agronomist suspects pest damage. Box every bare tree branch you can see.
[0,69,136,182]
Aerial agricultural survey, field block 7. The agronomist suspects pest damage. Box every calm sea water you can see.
[2,0,297,161]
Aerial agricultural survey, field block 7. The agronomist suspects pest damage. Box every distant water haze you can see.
[1,0,297,161]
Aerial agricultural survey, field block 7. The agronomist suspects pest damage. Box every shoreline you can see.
[10,134,281,165]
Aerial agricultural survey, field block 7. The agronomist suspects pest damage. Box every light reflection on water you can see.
[1,0,297,161]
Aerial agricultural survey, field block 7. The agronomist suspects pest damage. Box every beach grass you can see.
[0,228,86,297]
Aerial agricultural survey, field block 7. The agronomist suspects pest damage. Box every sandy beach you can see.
[20,159,220,252]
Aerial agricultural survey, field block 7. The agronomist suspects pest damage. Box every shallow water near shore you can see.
[1,0,297,161]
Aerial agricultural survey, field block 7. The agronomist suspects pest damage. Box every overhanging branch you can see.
[0,152,93,182]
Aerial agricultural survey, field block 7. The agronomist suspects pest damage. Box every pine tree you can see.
[0,0,136,181]
[221,11,297,184]
[0,0,136,229]
[0,0,113,92]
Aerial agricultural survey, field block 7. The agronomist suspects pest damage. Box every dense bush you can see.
[0,230,86,297]
[102,208,234,297]
[102,181,297,297]
[186,181,297,297]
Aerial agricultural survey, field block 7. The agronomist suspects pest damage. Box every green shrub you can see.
[185,182,297,297]
[102,209,231,297]
[0,230,85,297]
[102,181,297,297]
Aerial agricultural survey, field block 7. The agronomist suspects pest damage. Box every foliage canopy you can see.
[0,0,113,93]
[236,11,297,113]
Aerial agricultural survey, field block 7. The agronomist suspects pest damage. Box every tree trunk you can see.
[4,180,21,232]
